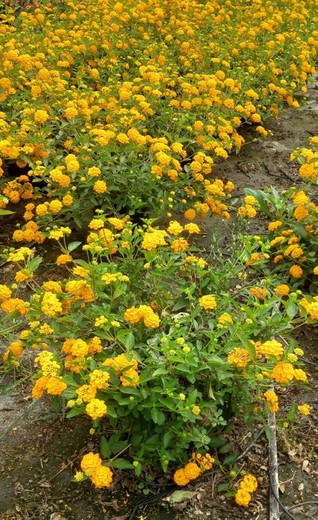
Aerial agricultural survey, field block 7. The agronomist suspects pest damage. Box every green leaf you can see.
[172,300,188,311]
[134,462,142,477]
[109,438,128,453]
[223,454,238,465]
[0,209,14,215]
[66,407,83,418]
[163,431,173,449]
[27,256,43,272]
[112,458,134,470]
[219,442,232,454]
[153,367,168,377]
[125,332,135,350]
[68,241,82,252]
[218,483,229,492]
[286,303,298,319]
[209,436,226,448]
[100,436,112,458]
[151,408,165,425]
[106,405,117,418]
[188,389,198,405]
[62,375,78,387]
[62,389,77,399]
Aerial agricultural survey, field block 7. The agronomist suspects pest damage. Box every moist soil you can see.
[1,76,318,520]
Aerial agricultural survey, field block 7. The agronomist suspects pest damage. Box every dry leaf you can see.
[279,483,285,494]
[301,459,310,472]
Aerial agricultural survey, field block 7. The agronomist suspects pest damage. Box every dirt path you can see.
[1,76,318,520]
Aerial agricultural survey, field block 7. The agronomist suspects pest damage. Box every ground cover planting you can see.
[0,0,318,517]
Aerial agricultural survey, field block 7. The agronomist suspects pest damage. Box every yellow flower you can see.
[199,295,217,310]
[46,376,67,396]
[268,220,283,231]
[293,369,307,383]
[192,453,215,471]
[120,368,140,387]
[34,110,49,124]
[184,223,200,234]
[89,370,110,389]
[217,312,233,328]
[91,465,113,488]
[173,468,190,486]
[297,404,311,416]
[274,284,290,297]
[271,362,294,383]
[89,219,104,230]
[228,348,251,368]
[289,265,303,279]
[249,287,268,300]
[56,253,73,265]
[183,462,201,480]
[167,221,183,236]
[263,390,279,413]
[256,340,284,360]
[76,384,97,403]
[81,452,102,475]
[93,180,107,194]
[170,238,189,252]
[184,209,196,221]
[235,488,252,507]
[192,405,201,416]
[74,471,85,482]
[0,285,12,301]
[86,398,107,420]
[41,291,62,317]
[240,474,258,493]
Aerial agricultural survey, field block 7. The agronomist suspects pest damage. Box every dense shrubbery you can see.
[0,0,317,231]
[0,0,318,505]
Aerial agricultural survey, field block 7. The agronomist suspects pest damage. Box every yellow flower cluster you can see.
[173,462,201,487]
[0,0,315,234]
[263,390,279,413]
[86,399,107,420]
[300,296,318,320]
[235,474,258,507]
[199,295,217,310]
[256,340,284,360]
[103,354,140,388]
[124,305,160,328]
[228,348,251,368]
[297,404,311,416]
[80,452,113,488]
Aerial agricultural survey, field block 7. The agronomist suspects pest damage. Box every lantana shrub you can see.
[0,0,317,505]
[1,214,311,486]
[0,0,317,233]
[242,136,318,298]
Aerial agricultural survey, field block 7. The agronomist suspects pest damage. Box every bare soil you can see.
[1,76,318,520]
